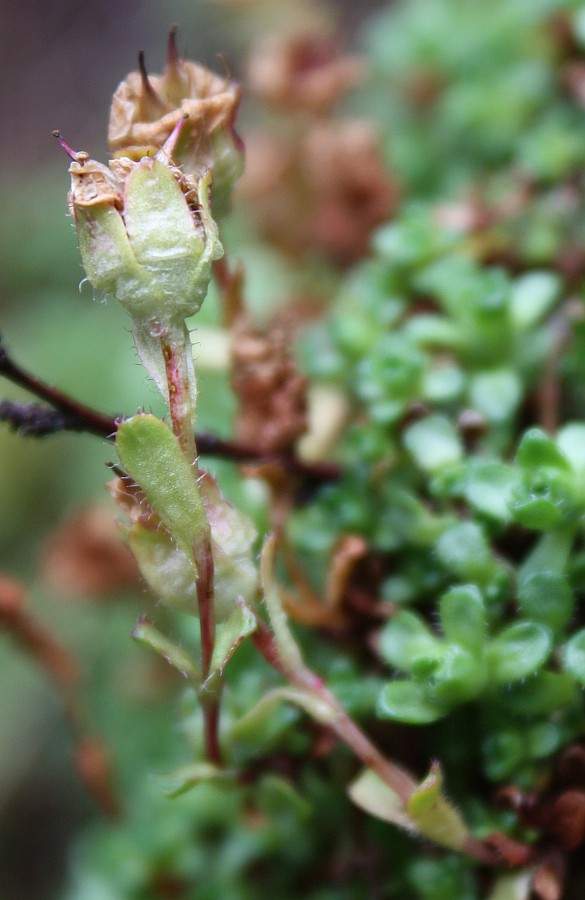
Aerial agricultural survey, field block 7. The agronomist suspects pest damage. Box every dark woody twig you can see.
[0,337,341,484]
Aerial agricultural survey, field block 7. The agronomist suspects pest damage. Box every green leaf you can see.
[510,271,560,329]
[487,871,533,900]
[129,524,198,614]
[231,687,336,741]
[207,599,257,681]
[436,522,496,583]
[518,571,574,634]
[348,768,413,832]
[563,629,585,685]
[260,535,306,680]
[510,494,565,530]
[406,762,469,851]
[526,721,562,760]
[518,528,575,582]
[439,585,487,649]
[116,414,209,561]
[462,460,516,522]
[468,369,521,423]
[516,428,571,472]
[556,423,585,475]
[156,763,234,798]
[403,415,463,472]
[377,611,443,673]
[378,680,449,724]
[497,672,578,716]
[425,646,486,705]
[198,473,259,618]
[483,730,525,781]
[487,622,552,684]
[349,765,470,853]
[132,616,199,681]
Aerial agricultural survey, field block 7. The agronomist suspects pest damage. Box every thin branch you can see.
[0,339,118,438]
[0,337,341,483]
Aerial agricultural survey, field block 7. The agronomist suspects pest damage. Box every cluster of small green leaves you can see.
[294,0,585,804]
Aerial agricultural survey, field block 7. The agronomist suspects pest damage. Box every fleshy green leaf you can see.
[462,460,516,522]
[348,768,413,832]
[468,369,520,422]
[516,428,571,472]
[130,524,198,613]
[406,762,469,851]
[116,414,209,560]
[377,611,443,673]
[563,629,585,685]
[487,622,552,684]
[403,414,463,472]
[556,423,585,475]
[424,646,486,705]
[378,680,449,724]
[510,271,560,329]
[436,522,497,583]
[517,571,574,634]
[439,585,487,649]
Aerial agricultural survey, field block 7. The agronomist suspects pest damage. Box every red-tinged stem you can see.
[251,620,502,867]
[160,325,198,462]
[196,536,222,765]
[0,336,341,483]
[251,620,414,801]
[202,703,222,765]
[160,325,221,764]
[196,537,216,679]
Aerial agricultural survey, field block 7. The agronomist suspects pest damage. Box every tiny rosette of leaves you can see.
[510,425,585,531]
[377,581,558,725]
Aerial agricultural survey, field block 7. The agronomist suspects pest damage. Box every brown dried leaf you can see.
[42,504,141,598]
[231,314,308,454]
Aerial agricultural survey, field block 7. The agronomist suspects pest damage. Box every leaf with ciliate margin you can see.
[349,762,469,851]
[132,616,199,681]
[116,415,209,563]
[205,598,257,683]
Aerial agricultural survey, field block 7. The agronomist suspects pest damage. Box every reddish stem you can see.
[160,328,197,460]
[196,537,216,679]
[252,619,502,867]
[196,536,222,765]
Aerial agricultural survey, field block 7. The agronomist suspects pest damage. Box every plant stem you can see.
[159,323,223,764]
[0,338,341,483]
[0,337,117,437]
[160,323,198,462]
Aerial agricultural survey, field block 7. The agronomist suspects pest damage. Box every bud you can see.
[59,124,222,323]
[108,31,244,217]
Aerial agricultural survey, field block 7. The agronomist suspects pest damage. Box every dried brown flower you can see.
[231,313,308,454]
[108,31,243,216]
[41,505,141,598]
[247,31,364,114]
[239,120,397,266]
